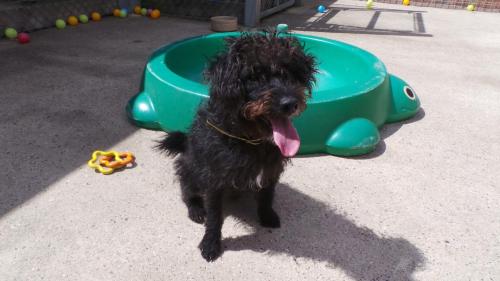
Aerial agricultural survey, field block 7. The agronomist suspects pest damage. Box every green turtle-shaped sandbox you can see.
[127,29,420,156]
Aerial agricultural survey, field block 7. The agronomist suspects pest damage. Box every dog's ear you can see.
[204,38,245,101]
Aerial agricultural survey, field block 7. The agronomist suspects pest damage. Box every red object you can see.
[17,33,30,44]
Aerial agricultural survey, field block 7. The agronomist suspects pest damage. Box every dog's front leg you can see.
[199,189,223,261]
[257,185,281,228]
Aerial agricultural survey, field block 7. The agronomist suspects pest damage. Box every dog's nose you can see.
[279,97,299,115]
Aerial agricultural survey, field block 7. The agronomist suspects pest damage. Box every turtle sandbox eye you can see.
[403,86,416,100]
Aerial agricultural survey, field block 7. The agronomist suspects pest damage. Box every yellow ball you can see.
[67,16,79,26]
[134,5,142,14]
[366,0,374,9]
[113,8,121,17]
[467,4,475,11]
[91,12,102,21]
[150,9,161,19]
[403,0,410,5]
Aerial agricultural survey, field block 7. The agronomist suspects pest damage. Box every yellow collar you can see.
[205,120,263,145]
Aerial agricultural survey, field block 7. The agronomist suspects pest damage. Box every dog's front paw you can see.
[258,208,281,228]
[188,205,206,224]
[199,234,222,262]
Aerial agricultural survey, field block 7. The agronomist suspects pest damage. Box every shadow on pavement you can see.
[0,17,208,218]
[263,3,432,37]
[224,184,425,281]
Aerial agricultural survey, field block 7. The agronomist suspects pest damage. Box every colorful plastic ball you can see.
[403,0,410,5]
[67,16,79,26]
[113,8,121,17]
[467,4,475,11]
[366,0,374,9]
[276,23,288,33]
[120,9,128,18]
[79,14,89,23]
[91,12,102,21]
[17,32,30,44]
[134,5,142,14]
[55,19,66,29]
[317,5,326,13]
[4,27,18,39]
[150,9,161,19]
[141,8,148,16]
[147,8,153,16]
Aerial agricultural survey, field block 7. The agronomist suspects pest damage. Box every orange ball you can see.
[91,12,101,21]
[113,8,121,17]
[133,5,142,14]
[150,9,160,19]
[67,16,79,26]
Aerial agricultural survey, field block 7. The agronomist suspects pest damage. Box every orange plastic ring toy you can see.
[100,152,135,168]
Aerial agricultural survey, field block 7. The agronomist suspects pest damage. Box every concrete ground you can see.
[1,1,499,280]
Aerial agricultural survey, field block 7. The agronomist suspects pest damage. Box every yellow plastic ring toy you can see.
[100,152,134,168]
[88,150,123,175]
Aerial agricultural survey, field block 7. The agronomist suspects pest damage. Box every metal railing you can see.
[245,0,295,26]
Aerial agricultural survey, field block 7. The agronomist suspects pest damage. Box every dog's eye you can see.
[403,86,416,100]
[249,89,273,101]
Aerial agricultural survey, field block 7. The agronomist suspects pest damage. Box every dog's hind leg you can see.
[199,189,224,262]
[181,183,206,224]
[257,185,281,228]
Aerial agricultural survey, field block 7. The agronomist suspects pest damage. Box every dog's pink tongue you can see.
[270,117,300,157]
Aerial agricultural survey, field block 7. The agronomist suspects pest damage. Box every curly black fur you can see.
[158,30,316,262]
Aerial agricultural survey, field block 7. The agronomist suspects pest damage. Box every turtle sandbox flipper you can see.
[325,118,380,156]
[126,90,160,130]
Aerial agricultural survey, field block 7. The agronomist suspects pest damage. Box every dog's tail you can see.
[155,131,187,157]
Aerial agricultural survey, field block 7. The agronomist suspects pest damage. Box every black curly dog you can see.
[157,30,317,261]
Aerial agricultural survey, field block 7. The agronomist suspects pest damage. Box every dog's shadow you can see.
[223,184,425,281]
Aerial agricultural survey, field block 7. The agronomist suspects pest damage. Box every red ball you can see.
[17,33,30,44]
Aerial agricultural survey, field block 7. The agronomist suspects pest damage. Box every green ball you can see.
[119,9,127,18]
[4,27,17,39]
[141,8,147,16]
[79,14,89,23]
[55,19,66,29]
